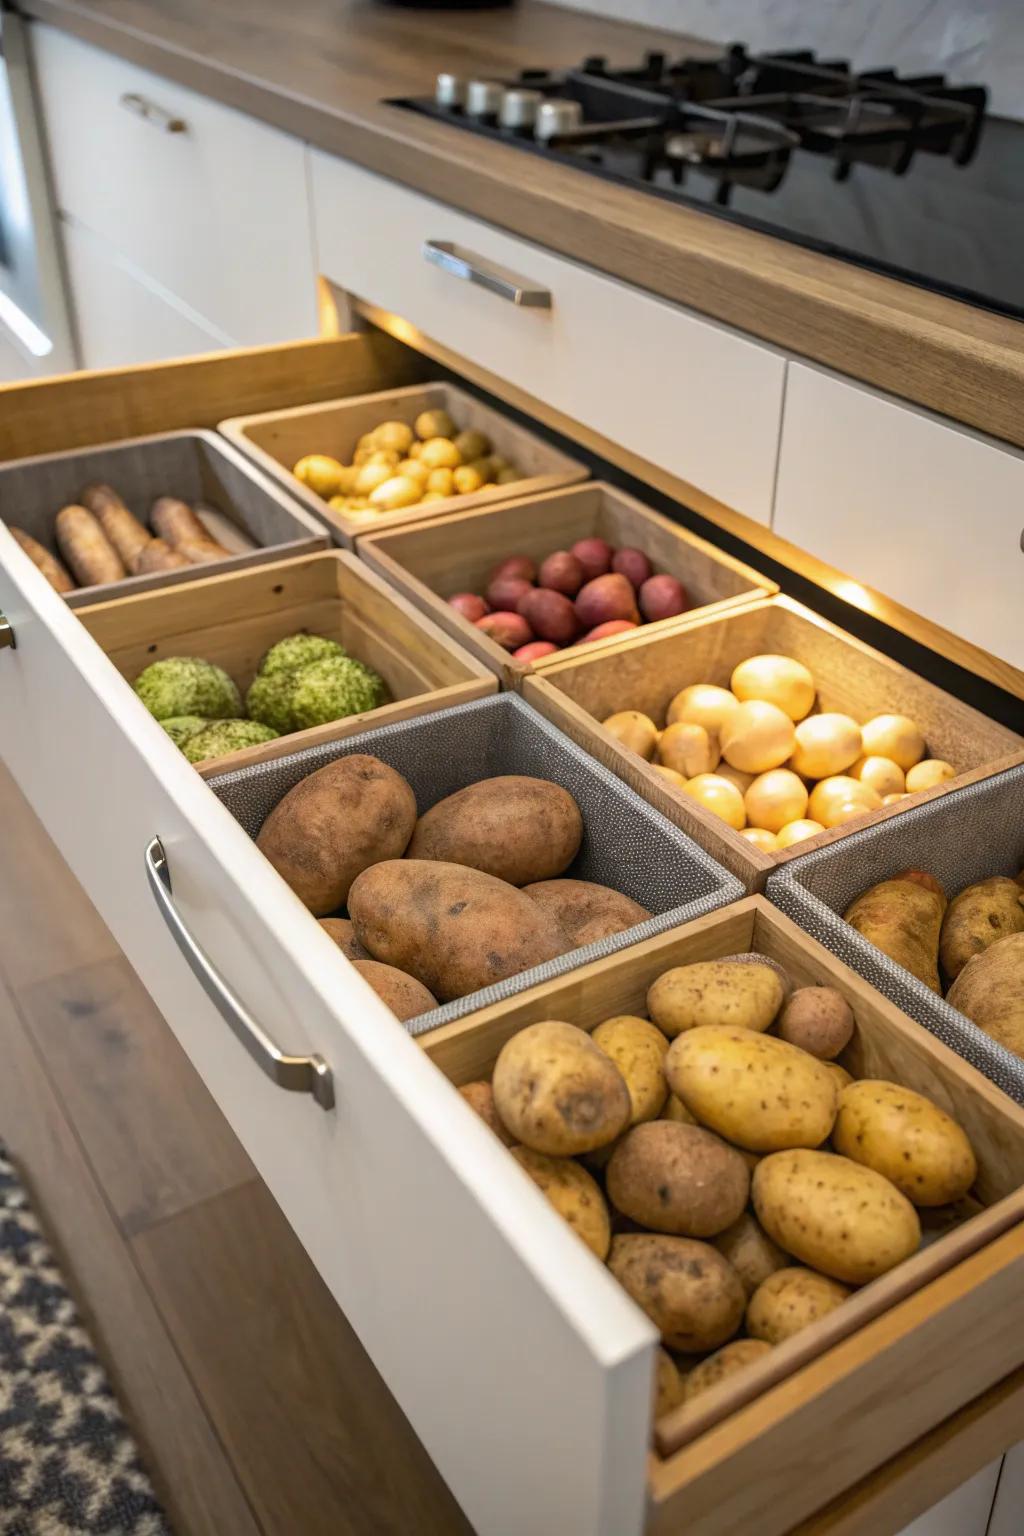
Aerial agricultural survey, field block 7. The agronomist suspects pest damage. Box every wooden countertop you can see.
[21,0,1024,453]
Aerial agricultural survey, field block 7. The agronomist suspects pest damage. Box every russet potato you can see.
[407,775,583,887]
[945,933,1024,1058]
[350,959,437,1022]
[940,876,1024,981]
[606,1122,750,1238]
[608,1233,745,1352]
[844,870,947,993]
[776,986,855,1060]
[713,1211,789,1298]
[523,879,650,950]
[459,1081,517,1146]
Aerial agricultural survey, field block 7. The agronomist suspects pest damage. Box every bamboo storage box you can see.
[421,895,1024,1535]
[219,381,587,547]
[0,429,328,607]
[358,481,778,687]
[523,595,1024,890]
[74,549,498,774]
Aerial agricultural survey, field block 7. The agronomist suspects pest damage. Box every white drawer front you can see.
[774,363,1024,669]
[0,529,654,1536]
[311,152,786,525]
[32,24,318,347]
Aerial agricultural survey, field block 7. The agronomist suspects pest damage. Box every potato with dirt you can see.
[608,1234,745,1352]
[843,870,947,992]
[607,1121,749,1237]
[492,1020,631,1155]
[946,933,1024,1057]
[407,776,583,886]
[712,1212,789,1298]
[350,959,437,1022]
[939,876,1024,982]
[523,880,650,949]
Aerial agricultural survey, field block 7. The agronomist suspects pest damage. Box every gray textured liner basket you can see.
[768,761,1024,1102]
[207,693,745,1035]
[0,429,327,608]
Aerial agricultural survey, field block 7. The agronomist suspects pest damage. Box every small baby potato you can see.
[363,447,401,469]
[419,436,462,470]
[421,491,447,503]
[833,1080,977,1206]
[716,763,755,795]
[776,986,855,1060]
[511,1146,611,1259]
[882,793,906,806]
[852,755,906,798]
[652,765,688,789]
[741,827,780,852]
[453,464,484,495]
[683,773,746,830]
[667,1027,838,1153]
[353,461,394,497]
[426,467,455,497]
[666,684,739,739]
[861,714,926,772]
[458,1081,517,1146]
[713,1211,789,1298]
[608,1234,746,1352]
[602,710,660,761]
[368,475,424,512]
[654,1349,684,1419]
[746,1267,850,1344]
[808,776,882,828]
[682,1339,773,1403]
[744,769,808,835]
[467,456,496,483]
[719,701,796,775]
[591,1015,670,1125]
[658,722,719,778]
[293,454,345,499]
[663,1094,697,1125]
[495,466,521,484]
[372,419,415,454]
[648,960,784,1038]
[730,654,816,722]
[415,408,456,440]
[397,457,430,486]
[775,818,825,848]
[606,1122,750,1238]
[492,1020,631,1155]
[905,759,955,793]
[453,428,492,460]
[407,439,424,459]
[790,714,863,779]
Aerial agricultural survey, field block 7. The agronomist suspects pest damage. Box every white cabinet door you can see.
[774,362,1024,670]
[897,1461,1002,1536]
[988,1442,1024,1536]
[31,24,318,348]
[311,152,786,525]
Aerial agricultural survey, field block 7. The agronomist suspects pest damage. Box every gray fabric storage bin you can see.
[768,763,1024,1102]
[0,429,327,607]
[208,692,745,1035]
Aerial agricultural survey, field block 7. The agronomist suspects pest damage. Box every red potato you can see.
[571,537,614,581]
[487,574,534,611]
[612,547,653,589]
[639,574,689,622]
[475,611,533,650]
[581,620,639,643]
[518,587,581,645]
[538,550,585,596]
[489,554,537,584]
[575,572,641,629]
[513,640,560,661]
[448,592,489,622]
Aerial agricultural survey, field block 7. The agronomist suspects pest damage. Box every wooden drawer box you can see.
[421,896,1024,1536]
[359,482,778,688]
[220,381,587,547]
[74,549,497,775]
[523,596,1024,890]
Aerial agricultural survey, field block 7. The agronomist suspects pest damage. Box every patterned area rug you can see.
[0,1152,171,1535]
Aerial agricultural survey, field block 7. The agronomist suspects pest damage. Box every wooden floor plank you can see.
[18,953,255,1235]
[132,1179,475,1536]
[0,974,262,1536]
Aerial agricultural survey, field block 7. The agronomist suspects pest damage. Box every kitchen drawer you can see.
[32,24,317,347]
[774,362,1024,671]
[988,1443,1024,1536]
[310,152,786,525]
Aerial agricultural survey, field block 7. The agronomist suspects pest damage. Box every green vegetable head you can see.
[134,657,242,721]
[258,633,347,678]
[159,715,208,747]
[246,670,298,735]
[182,719,278,765]
[289,656,389,730]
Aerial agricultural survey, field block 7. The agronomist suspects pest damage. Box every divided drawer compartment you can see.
[206,692,744,1032]
[220,381,588,547]
[523,595,1024,890]
[0,429,327,607]
[359,481,778,687]
[420,896,1024,1536]
[768,762,1024,1103]
[74,550,498,774]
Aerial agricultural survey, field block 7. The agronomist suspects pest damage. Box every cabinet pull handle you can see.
[119,92,187,134]
[0,615,14,650]
[422,240,552,308]
[144,837,335,1110]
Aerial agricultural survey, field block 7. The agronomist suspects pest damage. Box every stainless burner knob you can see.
[465,80,505,120]
[499,88,542,131]
[535,98,584,142]
[434,73,464,109]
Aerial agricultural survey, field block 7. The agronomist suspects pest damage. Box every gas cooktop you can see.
[392,45,1024,322]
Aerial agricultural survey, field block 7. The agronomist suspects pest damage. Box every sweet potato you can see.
[54,504,127,587]
[946,933,1024,1057]
[9,528,75,593]
[151,496,231,564]
[79,483,152,571]
[134,538,190,573]
[939,876,1024,982]
[843,870,946,993]
[407,776,583,886]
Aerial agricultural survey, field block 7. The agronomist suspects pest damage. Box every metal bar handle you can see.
[0,615,14,650]
[145,837,334,1110]
[422,240,552,308]
[120,92,187,134]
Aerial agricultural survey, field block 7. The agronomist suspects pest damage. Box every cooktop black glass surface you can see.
[392,46,1024,321]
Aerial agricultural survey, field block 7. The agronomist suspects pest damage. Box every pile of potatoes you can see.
[459,955,978,1420]
[254,755,650,1020]
[602,654,954,850]
[292,407,522,520]
[846,867,1024,1057]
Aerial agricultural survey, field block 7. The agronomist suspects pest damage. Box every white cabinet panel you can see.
[311,152,786,525]
[774,362,1024,670]
[988,1442,1024,1536]
[897,1460,1001,1536]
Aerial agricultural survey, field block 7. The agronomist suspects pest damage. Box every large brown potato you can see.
[510,1146,611,1259]
[608,1234,745,1352]
[406,776,583,886]
[843,871,947,993]
[607,1122,749,1237]
[348,860,561,1002]
[256,754,416,915]
[523,879,650,949]
[940,877,1024,982]
[350,959,437,1022]
[317,917,368,960]
[946,933,1024,1057]
[492,1021,631,1155]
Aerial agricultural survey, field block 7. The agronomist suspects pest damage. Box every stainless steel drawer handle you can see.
[0,615,15,650]
[145,837,335,1110]
[119,92,187,134]
[422,240,552,308]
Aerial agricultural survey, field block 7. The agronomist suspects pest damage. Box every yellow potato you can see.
[905,759,955,793]
[658,721,719,778]
[353,461,394,497]
[775,818,825,848]
[823,1061,854,1092]
[752,1149,922,1284]
[851,756,905,798]
[666,1026,838,1152]
[453,428,492,461]
[293,454,345,499]
[453,464,484,495]
[832,1080,977,1207]
[492,1020,631,1155]
[682,1339,772,1403]
[372,419,415,454]
[665,684,739,739]
[603,710,660,761]
[715,763,755,796]
[744,769,809,834]
[396,457,430,486]
[511,1147,611,1259]
[789,714,863,779]
[368,475,424,512]
[663,1093,697,1125]
[808,776,882,828]
[746,1266,850,1344]
[861,714,926,772]
[683,773,746,830]
[420,491,447,503]
[713,1211,789,1298]
[882,793,906,806]
[654,1348,684,1419]
[730,654,816,722]
[414,408,456,440]
[426,467,455,497]
[719,701,796,774]
[652,765,688,789]
[419,437,462,470]
[363,447,401,470]
[740,827,780,852]
[648,961,784,1038]
[608,1234,746,1352]
[591,1015,670,1125]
